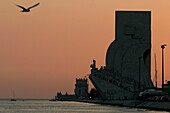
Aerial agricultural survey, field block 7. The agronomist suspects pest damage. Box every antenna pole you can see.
[155,53,157,88]
[161,44,166,91]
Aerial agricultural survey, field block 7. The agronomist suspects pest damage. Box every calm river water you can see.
[0,99,169,113]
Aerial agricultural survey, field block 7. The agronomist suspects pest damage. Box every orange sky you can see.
[0,0,170,99]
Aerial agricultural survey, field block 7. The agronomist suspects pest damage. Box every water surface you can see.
[0,100,168,113]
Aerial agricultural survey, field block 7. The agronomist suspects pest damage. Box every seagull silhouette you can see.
[16,3,40,12]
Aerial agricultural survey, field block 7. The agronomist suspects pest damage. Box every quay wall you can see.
[75,100,170,111]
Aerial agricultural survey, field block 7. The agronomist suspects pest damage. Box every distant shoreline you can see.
[0,98,49,101]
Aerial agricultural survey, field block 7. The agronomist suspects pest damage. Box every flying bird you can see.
[16,3,40,12]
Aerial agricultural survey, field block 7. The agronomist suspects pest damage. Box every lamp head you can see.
[161,44,167,49]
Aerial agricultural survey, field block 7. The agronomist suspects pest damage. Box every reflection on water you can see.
[0,100,168,113]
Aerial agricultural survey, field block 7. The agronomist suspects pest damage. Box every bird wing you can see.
[28,3,40,10]
[16,4,26,10]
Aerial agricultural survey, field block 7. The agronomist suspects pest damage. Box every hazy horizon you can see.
[0,0,170,99]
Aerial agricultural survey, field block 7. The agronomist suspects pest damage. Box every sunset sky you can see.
[0,0,170,99]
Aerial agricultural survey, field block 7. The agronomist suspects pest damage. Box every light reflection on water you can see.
[0,100,168,113]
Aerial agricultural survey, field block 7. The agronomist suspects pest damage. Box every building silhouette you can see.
[74,78,88,99]
[89,11,154,100]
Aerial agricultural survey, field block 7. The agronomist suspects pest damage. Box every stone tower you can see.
[74,78,88,99]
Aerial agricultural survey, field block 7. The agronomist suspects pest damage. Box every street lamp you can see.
[161,44,166,91]
[138,56,142,93]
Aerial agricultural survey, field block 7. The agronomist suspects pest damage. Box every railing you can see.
[91,68,146,93]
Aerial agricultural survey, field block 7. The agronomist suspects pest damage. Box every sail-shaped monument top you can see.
[106,11,153,88]
[115,11,151,42]
[89,11,153,100]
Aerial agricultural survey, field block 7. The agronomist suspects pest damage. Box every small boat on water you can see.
[10,90,17,101]
[10,99,17,101]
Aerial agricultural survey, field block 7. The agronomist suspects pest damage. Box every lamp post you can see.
[161,44,166,91]
[138,56,142,93]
